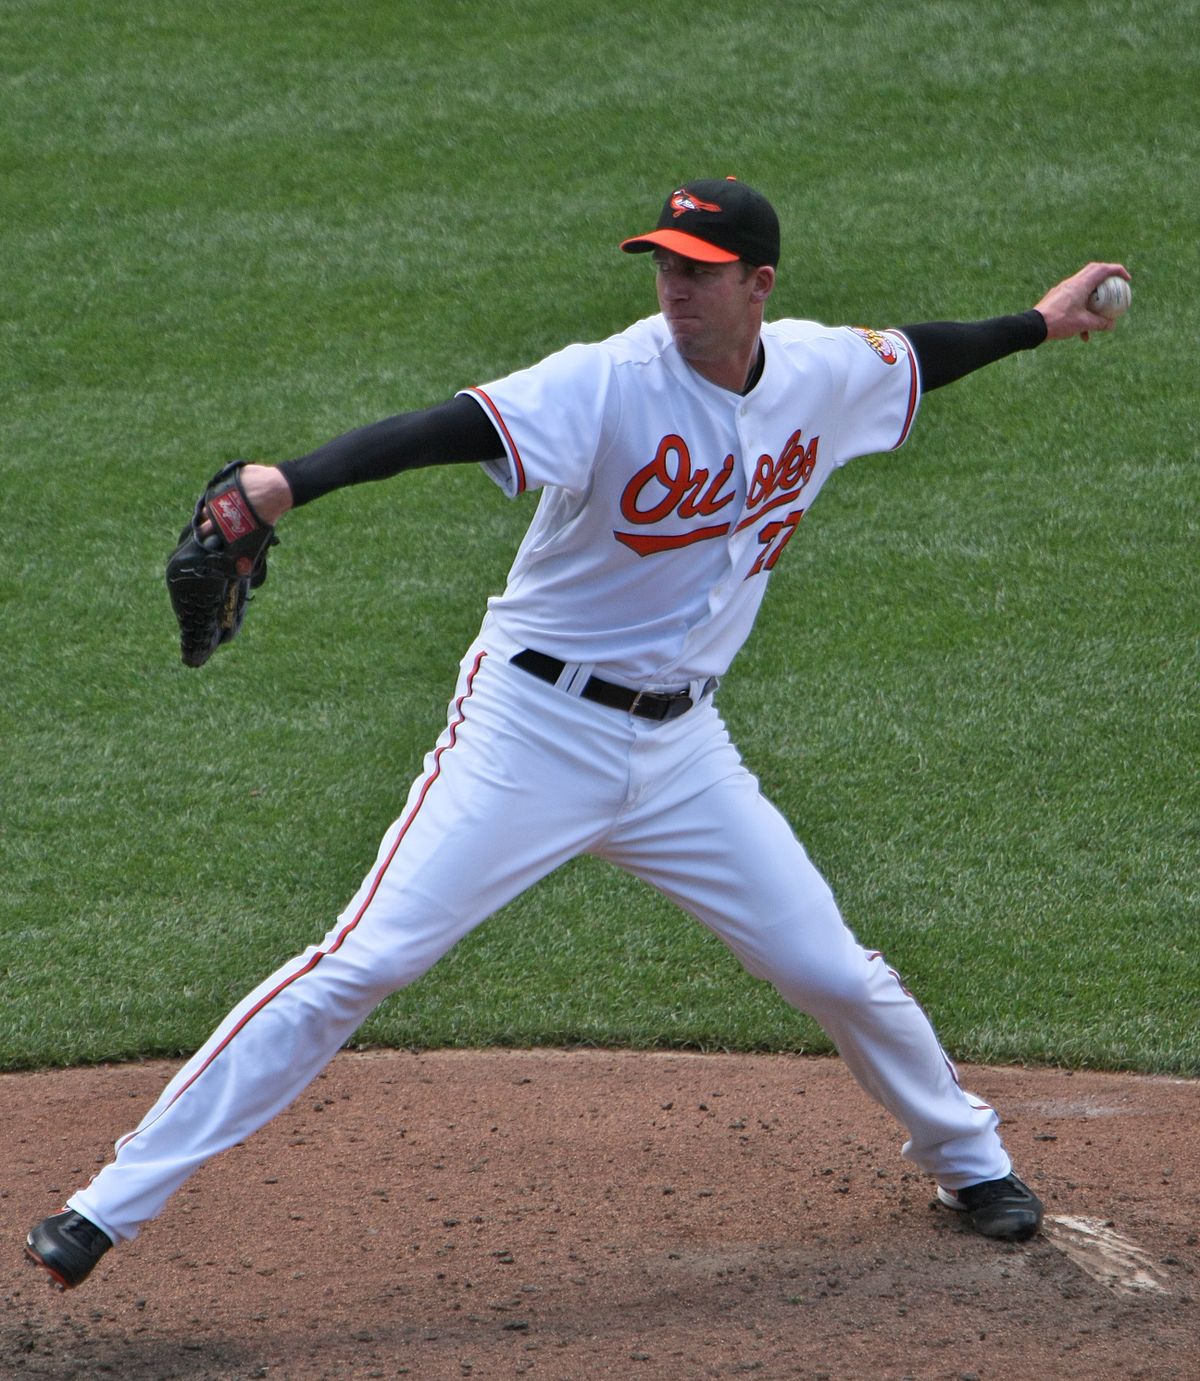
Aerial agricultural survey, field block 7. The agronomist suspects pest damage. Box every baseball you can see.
[1087,275,1131,320]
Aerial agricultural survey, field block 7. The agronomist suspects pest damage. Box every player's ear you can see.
[749,265,775,302]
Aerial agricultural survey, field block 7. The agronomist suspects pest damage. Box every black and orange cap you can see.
[620,177,780,268]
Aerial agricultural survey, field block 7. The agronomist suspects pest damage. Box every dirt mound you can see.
[4,1050,1196,1378]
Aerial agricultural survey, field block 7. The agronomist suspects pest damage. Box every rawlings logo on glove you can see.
[165,460,279,668]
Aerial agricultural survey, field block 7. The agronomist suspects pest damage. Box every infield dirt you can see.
[4,1049,1196,1379]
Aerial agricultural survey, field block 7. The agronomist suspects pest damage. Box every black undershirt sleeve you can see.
[900,310,1047,391]
[277,311,1048,507]
[278,394,506,507]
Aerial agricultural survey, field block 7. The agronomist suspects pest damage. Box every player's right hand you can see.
[236,465,294,525]
[199,464,293,538]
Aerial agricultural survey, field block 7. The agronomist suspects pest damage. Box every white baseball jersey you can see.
[461,314,919,686]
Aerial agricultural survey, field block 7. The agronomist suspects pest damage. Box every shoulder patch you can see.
[851,327,899,366]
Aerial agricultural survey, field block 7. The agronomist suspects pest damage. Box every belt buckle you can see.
[629,689,672,719]
[630,689,692,721]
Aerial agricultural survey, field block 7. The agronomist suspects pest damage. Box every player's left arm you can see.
[901,261,1130,391]
[900,314,1046,391]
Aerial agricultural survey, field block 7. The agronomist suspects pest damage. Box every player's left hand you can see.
[1036,262,1131,342]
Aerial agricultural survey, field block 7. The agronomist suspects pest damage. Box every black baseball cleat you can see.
[25,1210,113,1289]
[937,1173,1044,1241]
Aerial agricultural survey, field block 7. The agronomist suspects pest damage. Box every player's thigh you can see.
[328,649,634,979]
[597,761,842,981]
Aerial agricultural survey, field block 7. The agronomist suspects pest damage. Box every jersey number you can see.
[747,508,805,578]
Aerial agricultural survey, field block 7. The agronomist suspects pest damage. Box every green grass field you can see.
[2,0,1196,1074]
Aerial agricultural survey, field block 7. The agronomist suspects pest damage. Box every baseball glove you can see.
[165,460,279,668]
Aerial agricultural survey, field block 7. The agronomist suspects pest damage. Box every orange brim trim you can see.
[619,229,739,262]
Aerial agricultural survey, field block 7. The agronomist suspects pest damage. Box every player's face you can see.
[651,250,773,368]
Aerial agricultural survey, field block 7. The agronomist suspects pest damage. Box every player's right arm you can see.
[234,396,506,525]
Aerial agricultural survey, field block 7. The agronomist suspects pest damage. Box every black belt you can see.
[510,649,715,722]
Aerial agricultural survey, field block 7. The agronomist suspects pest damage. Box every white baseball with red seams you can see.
[1086,274,1130,320]
[69,310,1012,1247]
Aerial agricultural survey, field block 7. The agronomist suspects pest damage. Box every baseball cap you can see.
[620,177,780,267]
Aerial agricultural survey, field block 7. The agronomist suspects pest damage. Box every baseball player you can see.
[26,178,1129,1290]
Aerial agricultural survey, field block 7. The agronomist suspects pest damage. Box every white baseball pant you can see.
[71,637,1009,1243]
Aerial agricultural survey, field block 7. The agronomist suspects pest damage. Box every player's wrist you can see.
[241,464,295,524]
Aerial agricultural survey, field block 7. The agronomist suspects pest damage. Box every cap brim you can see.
[619,229,740,263]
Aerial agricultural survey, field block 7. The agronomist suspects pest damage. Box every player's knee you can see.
[316,897,475,998]
[758,925,885,1016]
[772,963,871,1016]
